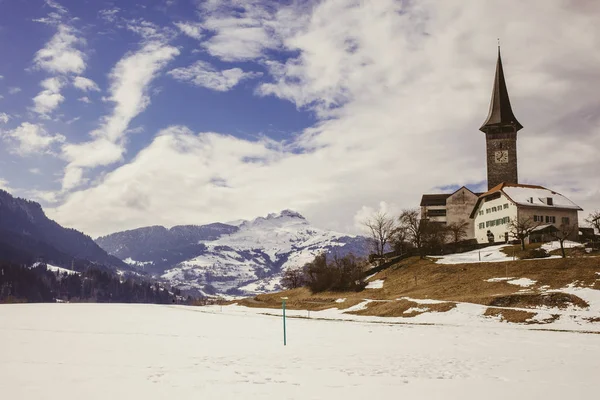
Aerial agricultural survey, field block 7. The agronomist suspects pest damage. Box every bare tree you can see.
[447,220,469,244]
[550,223,578,258]
[389,225,409,254]
[281,268,305,289]
[363,212,397,259]
[398,209,429,258]
[508,217,540,250]
[586,211,600,236]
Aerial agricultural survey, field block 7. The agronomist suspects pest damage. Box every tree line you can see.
[281,253,367,293]
[0,262,188,304]
[363,209,471,260]
[364,208,600,261]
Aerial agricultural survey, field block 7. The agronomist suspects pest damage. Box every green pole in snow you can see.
[281,297,288,346]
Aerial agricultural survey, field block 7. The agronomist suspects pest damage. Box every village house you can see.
[469,183,582,244]
[420,187,482,240]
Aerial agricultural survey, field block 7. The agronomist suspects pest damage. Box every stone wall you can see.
[486,132,518,190]
[446,188,479,240]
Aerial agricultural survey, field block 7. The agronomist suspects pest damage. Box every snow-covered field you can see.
[1,304,599,399]
[433,244,512,264]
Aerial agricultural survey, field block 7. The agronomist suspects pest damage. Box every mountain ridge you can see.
[96,210,370,296]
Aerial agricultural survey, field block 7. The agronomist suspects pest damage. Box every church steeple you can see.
[480,47,523,134]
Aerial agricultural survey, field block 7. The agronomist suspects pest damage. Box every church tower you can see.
[480,47,523,190]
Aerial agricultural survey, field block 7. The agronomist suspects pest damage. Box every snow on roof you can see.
[502,186,582,210]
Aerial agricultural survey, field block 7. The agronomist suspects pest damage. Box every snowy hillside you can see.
[96,210,370,296]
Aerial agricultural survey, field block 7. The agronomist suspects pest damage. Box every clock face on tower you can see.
[495,150,509,164]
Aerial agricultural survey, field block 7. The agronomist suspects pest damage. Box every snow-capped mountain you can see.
[96,210,370,296]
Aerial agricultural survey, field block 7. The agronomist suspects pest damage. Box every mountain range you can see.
[96,210,371,296]
[0,189,370,297]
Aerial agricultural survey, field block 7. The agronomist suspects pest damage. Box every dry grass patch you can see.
[489,292,588,309]
[484,307,536,323]
[234,287,367,311]
[349,299,456,318]
[585,317,600,323]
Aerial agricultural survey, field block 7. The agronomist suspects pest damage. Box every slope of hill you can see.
[96,223,239,272]
[239,249,600,330]
[96,210,370,296]
[0,189,126,269]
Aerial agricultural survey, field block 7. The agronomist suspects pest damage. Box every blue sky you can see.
[1,0,599,237]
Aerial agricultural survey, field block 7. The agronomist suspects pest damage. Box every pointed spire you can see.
[480,46,523,133]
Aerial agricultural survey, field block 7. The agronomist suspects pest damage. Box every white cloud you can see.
[29,168,42,175]
[60,41,180,190]
[0,178,12,192]
[33,24,86,74]
[33,92,64,115]
[174,21,203,40]
[33,12,64,26]
[1,122,65,156]
[99,8,120,23]
[44,0,67,14]
[0,113,9,124]
[8,87,21,95]
[73,76,100,92]
[0,75,4,79]
[126,19,175,43]
[33,78,65,116]
[168,61,262,91]
[197,0,309,62]
[41,77,64,92]
[78,96,92,104]
[27,189,60,204]
[44,1,600,237]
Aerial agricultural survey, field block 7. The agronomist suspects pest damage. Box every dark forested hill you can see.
[0,189,126,269]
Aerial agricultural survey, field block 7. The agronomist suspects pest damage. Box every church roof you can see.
[480,48,523,134]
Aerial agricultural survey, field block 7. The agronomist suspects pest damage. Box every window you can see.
[562,217,570,225]
[534,215,540,222]
[479,222,485,229]
[486,221,490,228]
[486,209,490,214]
[503,204,509,209]
[545,216,556,224]
[427,209,447,217]
[490,220,496,227]
[496,219,502,225]
[547,197,553,206]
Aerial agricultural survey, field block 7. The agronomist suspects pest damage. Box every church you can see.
[420,48,582,244]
